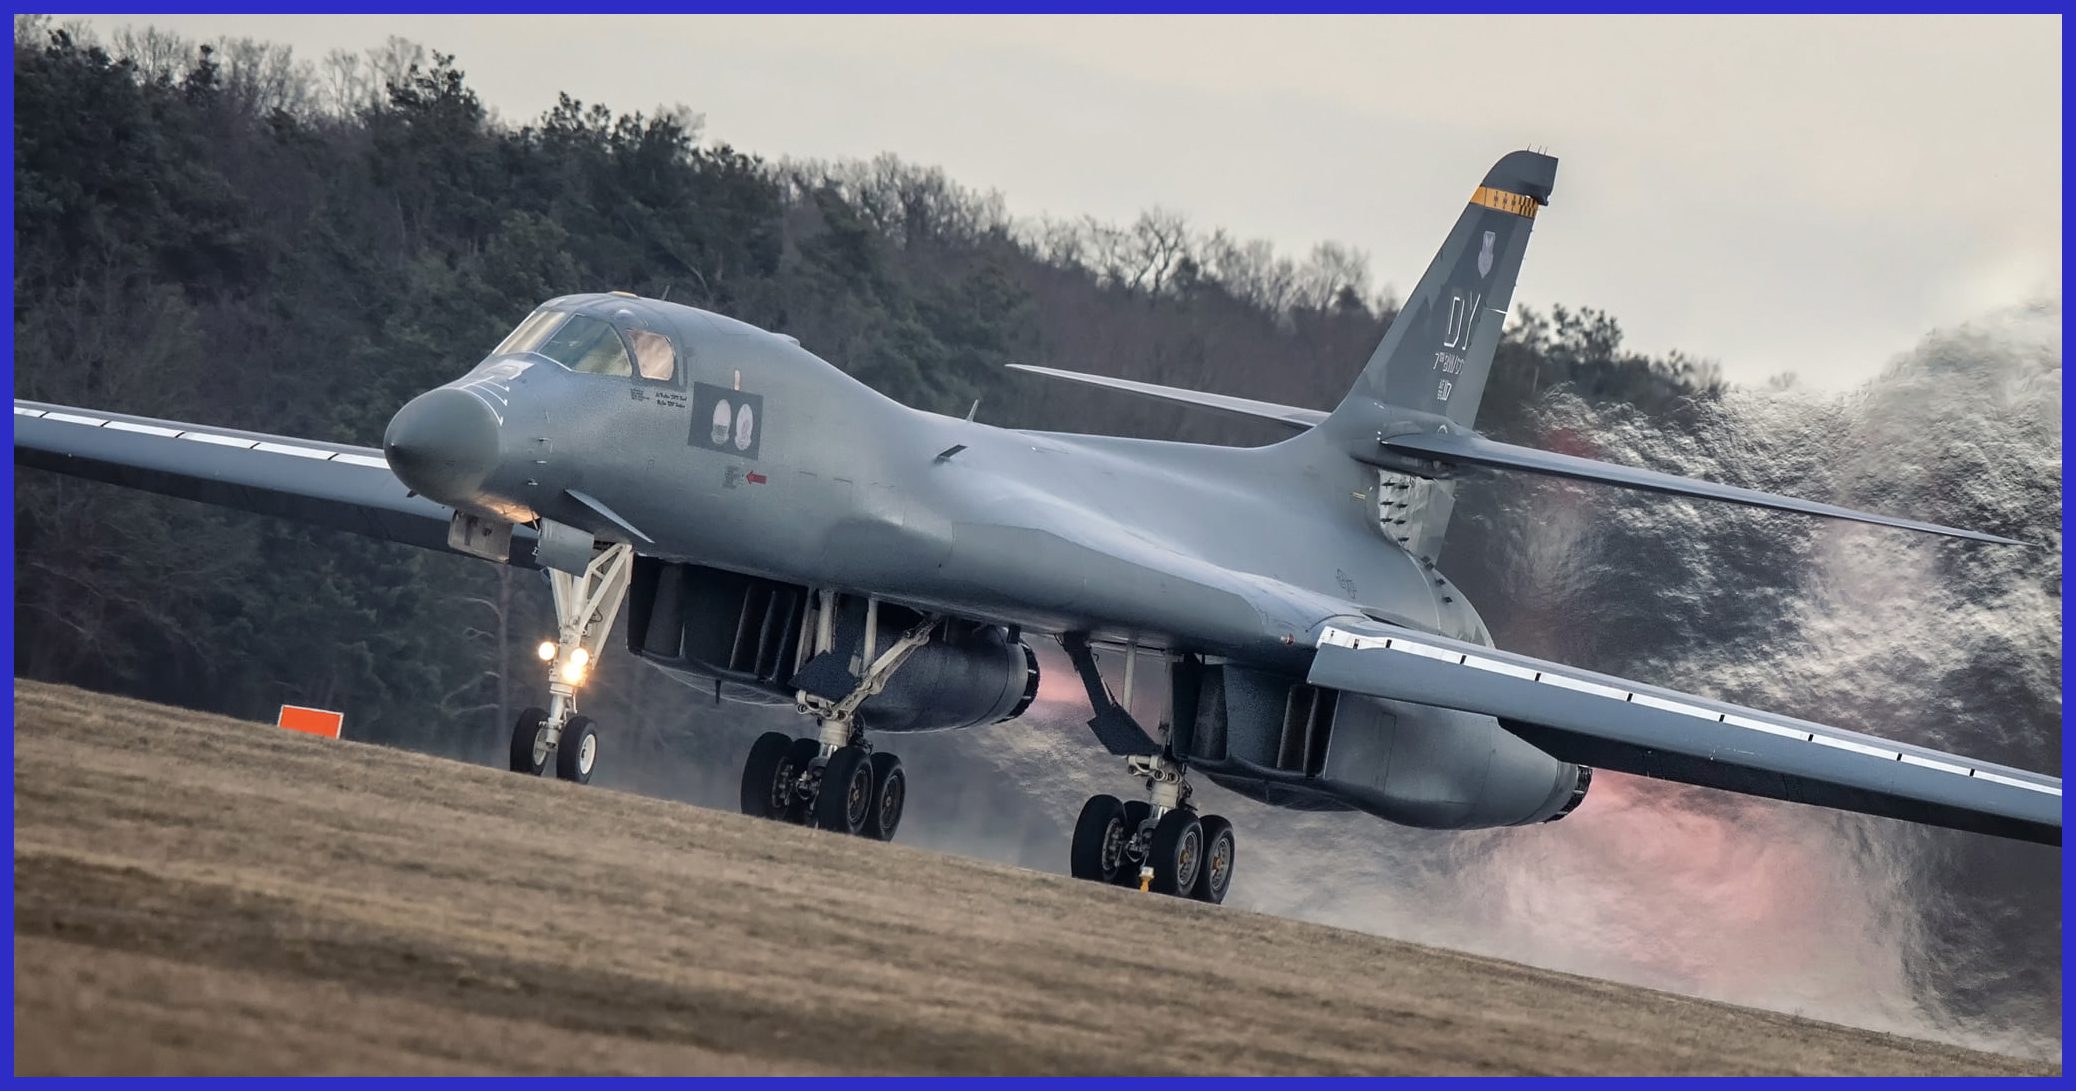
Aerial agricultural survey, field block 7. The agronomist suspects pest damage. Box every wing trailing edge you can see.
[1377,430,2022,546]
[1310,620,2059,846]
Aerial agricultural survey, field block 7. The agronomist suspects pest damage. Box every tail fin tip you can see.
[1483,150,1558,207]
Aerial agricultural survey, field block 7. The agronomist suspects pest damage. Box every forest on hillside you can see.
[13,21,1721,741]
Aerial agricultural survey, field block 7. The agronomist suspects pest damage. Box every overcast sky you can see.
[75,14,2062,389]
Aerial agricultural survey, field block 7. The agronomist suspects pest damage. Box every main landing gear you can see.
[1061,633,1236,904]
[740,731,907,840]
[1070,752,1236,904]
[509,542,633,785]
[738,595,935,841]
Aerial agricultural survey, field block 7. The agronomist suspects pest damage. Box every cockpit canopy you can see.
[493,304,677,382]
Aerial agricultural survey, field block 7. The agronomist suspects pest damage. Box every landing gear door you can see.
[447,511,513,563]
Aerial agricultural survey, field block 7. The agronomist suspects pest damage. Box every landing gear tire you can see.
[815,746,874,835]
[509,707,549,776]
[741,731,797,818]
[556,715,598,784]
[1070,794,1128,883]
[864,752,905,842]
[1192,814,1235,904]
[1148,809,1204,896]
[781,738,821,823]
[1111,800,1153,886]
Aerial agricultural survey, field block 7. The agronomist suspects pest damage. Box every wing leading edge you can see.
[14,400,537,566]
[1005,364,1329,429]
[1310,620,2059,846]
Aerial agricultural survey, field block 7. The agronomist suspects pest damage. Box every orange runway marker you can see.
[276,705,343,739]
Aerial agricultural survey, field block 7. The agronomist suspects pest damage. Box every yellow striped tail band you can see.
[1469,185,1540,219]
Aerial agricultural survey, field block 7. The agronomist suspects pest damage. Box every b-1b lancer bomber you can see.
[16,150,2058,903]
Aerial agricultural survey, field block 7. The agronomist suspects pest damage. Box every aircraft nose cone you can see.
[383,388,501,505]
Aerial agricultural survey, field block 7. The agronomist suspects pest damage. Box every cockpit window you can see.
[494,308,566,357]
[494,306,672,382]
[534,313,633,377]
[625,328,676,382]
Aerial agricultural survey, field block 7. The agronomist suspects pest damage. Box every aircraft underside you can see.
[578,549,1588,901]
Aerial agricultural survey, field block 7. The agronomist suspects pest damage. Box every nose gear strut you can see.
[1061,632,1237,904]
[508,541,633,785]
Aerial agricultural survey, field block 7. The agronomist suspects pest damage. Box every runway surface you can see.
[12,681,2053,1075]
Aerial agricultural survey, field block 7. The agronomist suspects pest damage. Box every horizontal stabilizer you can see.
[1007,364,1324,430]
[1381,430,2021,546]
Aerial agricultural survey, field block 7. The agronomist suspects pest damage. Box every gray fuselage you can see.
[457,293,1488,672]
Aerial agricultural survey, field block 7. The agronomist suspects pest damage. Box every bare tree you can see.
[13,14,52,48]
[793,153,1011,248]
[212,37,318,119]
[1127,209,1191,295]
[318,48,376,116]
[1024,215,1089,268]
[109,25,193,82]
[1293,241,1372,313]
[1203,231,1297,313]
[367,35,427,98]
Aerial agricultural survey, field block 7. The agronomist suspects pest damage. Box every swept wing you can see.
[1311,619,2059,845]
[13,399,534,565]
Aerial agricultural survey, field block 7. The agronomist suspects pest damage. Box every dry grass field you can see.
[11,681,2053,1075]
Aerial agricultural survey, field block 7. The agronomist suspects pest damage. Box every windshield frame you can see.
[491,305,683,386]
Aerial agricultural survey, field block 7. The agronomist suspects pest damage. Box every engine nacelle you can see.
[817,614,1040,733]
[1173,657,1588,829]
[624,557,1039,732]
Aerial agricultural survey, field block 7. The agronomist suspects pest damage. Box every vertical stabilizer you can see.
[1330,150,1556,431]
[1298,151,1556,564]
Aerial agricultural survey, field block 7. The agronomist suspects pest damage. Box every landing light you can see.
[560,659,589,685]
[537,640,557,662]
[570,647,591,669]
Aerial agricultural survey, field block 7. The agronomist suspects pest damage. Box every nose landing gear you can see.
[508,542,632,784]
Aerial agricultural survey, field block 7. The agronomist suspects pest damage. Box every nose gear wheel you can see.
[509,707,550,775]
